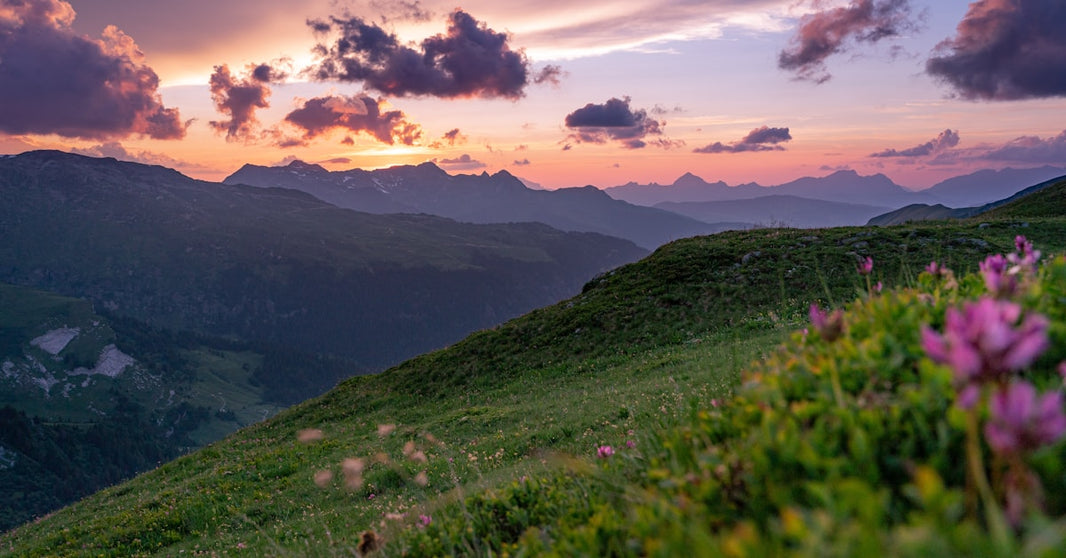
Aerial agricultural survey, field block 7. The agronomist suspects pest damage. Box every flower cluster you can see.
[921,298,1048,408]
[920,237,1065,527]
[980,235,1043,298]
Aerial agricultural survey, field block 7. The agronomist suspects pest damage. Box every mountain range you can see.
[0,151,644,370]
[606,166,1066,209]
[224,161,740,249]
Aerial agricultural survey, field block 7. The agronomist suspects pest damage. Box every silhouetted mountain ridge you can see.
[225,161,738,249]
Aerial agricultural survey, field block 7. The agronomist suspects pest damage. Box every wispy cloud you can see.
[779,0,919,83]
[926,0,1066,100]
[694,126,792,154]
[0,0,186,139]
[870,129,959,158]
[70,142,213,172]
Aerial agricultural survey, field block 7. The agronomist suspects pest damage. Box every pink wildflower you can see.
[921,298,1049,407]
[874,281,883,293]
[1008,235,1041,268]
[626,440,636,449]
[980,254,1017,298]
[597,445,614,459]
[984,382,1066,456]
[857,256,873,276]
[419,514,432,527]
[925,261,942,276]
[809,303,844,342]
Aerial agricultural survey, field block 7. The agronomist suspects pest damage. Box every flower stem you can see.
[965,410,1011,551]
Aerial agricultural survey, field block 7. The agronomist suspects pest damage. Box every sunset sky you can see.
[1,0,1065,190]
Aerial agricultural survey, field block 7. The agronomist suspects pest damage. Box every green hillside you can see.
[0,283,358,531]
[980,177,1066,219]
[4,216,1064,555]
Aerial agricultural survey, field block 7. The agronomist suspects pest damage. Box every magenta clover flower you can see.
[809,303,844,342]
[857,256,874,276]
[597,445,614,459]
[419,514,432,527]
[984,381,1066,456]
[921,298,1049,408]
[980,254,1017,298]
[1009,235,1041,268]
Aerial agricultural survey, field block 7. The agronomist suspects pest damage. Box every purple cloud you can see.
[209,61,288,142]
[564,97,666,149]
[927,0,1066,100]
[982,130,1066,163]
[280,95,421,146]
[434,153,486,170]
[308,9,561,99]
[513,158,531,166]
[0,0,186,139]
[779,0,918,83]
[694,126,792,154]
[870,129,960,158]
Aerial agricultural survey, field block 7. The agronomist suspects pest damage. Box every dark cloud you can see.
[280,95,422,147]
[870,129,960,158]
[429,127,466,148]
[308,9,557,99]
[779,0,918,83]
[209,61,288,142]
[694,126,792,154]
[564,97,667,149]
[513,158,531,166]
[435,153,486,170]
[0,0,186,139]
[981,130,1066,163]
[321,157,352,164]
[926,0,1066,100]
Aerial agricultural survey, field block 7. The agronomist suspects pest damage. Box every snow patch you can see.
[69,344,135,378]
[0,445,16,470]
[30,327,80,355]
[1,359,14,378]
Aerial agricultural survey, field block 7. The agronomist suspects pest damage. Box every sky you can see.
[1,0,1065,190]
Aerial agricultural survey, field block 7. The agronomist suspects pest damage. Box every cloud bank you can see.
[564,97,667,149]
[982,130,1066,163]
[280,95,421,146]
[694,126,792,154]
[926,0,1066,100]
[0,0,186,139]
[870,129,960,158]
[308,9,560,99]
[779,0,918,83]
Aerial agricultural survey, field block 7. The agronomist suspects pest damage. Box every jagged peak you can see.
[283,160,327,173]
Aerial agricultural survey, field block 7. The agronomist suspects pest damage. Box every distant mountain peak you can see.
[283,160,327,173]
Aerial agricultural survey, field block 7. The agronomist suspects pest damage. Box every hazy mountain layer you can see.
[656,194,891,228]
[224,161,735,249]
[607,166,1066,210]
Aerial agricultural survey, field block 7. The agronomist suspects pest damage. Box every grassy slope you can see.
[3,215,1066,555]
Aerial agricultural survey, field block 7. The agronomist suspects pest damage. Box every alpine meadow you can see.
[5,0,1066,556]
